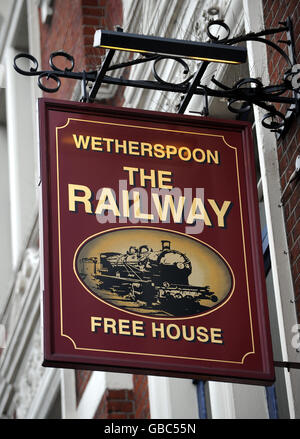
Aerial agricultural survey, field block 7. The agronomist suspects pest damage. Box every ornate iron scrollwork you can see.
[14,51,96,95]
[13,18,299,136]
[200,18,299,133]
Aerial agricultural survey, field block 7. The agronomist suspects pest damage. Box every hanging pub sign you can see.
[39,98,274,385]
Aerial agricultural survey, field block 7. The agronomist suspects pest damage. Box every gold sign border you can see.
[55,117,255,366]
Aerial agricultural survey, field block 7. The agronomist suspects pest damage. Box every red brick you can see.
[82,15,102,25]
[292,217,300,243]
[82,6,105,16]
[108,400,134,413]
[83,35,94,45]
[296,255,300,277]
[83,25,98,35]
[82,0,99,6]
[287,210,296,232]
[108,389,127,399]
[291,240,300,263]
[292,258,300,283]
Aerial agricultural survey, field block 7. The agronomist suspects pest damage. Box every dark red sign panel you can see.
[39,98,274,384]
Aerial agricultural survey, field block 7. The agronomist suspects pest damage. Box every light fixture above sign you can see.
[93,29,247,64]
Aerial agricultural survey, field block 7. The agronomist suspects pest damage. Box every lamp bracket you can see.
[13,18,299,137]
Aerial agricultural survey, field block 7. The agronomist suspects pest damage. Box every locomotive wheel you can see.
[211,294,218,302]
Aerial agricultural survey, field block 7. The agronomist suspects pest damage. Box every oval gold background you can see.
[74,227,234,318]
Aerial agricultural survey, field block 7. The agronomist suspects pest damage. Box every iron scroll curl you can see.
[152,56,195,86]
[49,51,75,72]
[14,52,61,93]
[13,51,95,94]
[206,19,231,42]
[13,53,39,76]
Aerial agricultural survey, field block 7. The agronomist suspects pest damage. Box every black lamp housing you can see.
[93,29,247,64]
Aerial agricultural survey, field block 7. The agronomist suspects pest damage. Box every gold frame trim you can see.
[55,116,255,366]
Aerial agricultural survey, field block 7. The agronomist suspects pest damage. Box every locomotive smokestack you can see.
[161,240,171,250]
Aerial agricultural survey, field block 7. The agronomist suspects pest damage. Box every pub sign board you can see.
[39,98,275,385]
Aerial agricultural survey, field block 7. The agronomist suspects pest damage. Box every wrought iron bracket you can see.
[274,361,300,371]
[13,19,299,136]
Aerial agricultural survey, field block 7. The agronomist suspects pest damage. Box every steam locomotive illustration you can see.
[79,240,218,311]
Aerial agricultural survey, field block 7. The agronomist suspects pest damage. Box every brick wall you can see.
[39,0,85,100]
[94,389,135,419]
[93,376,150,419]
[262,0,300,316]
[39,0,123,100]
[82,0,122,72]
